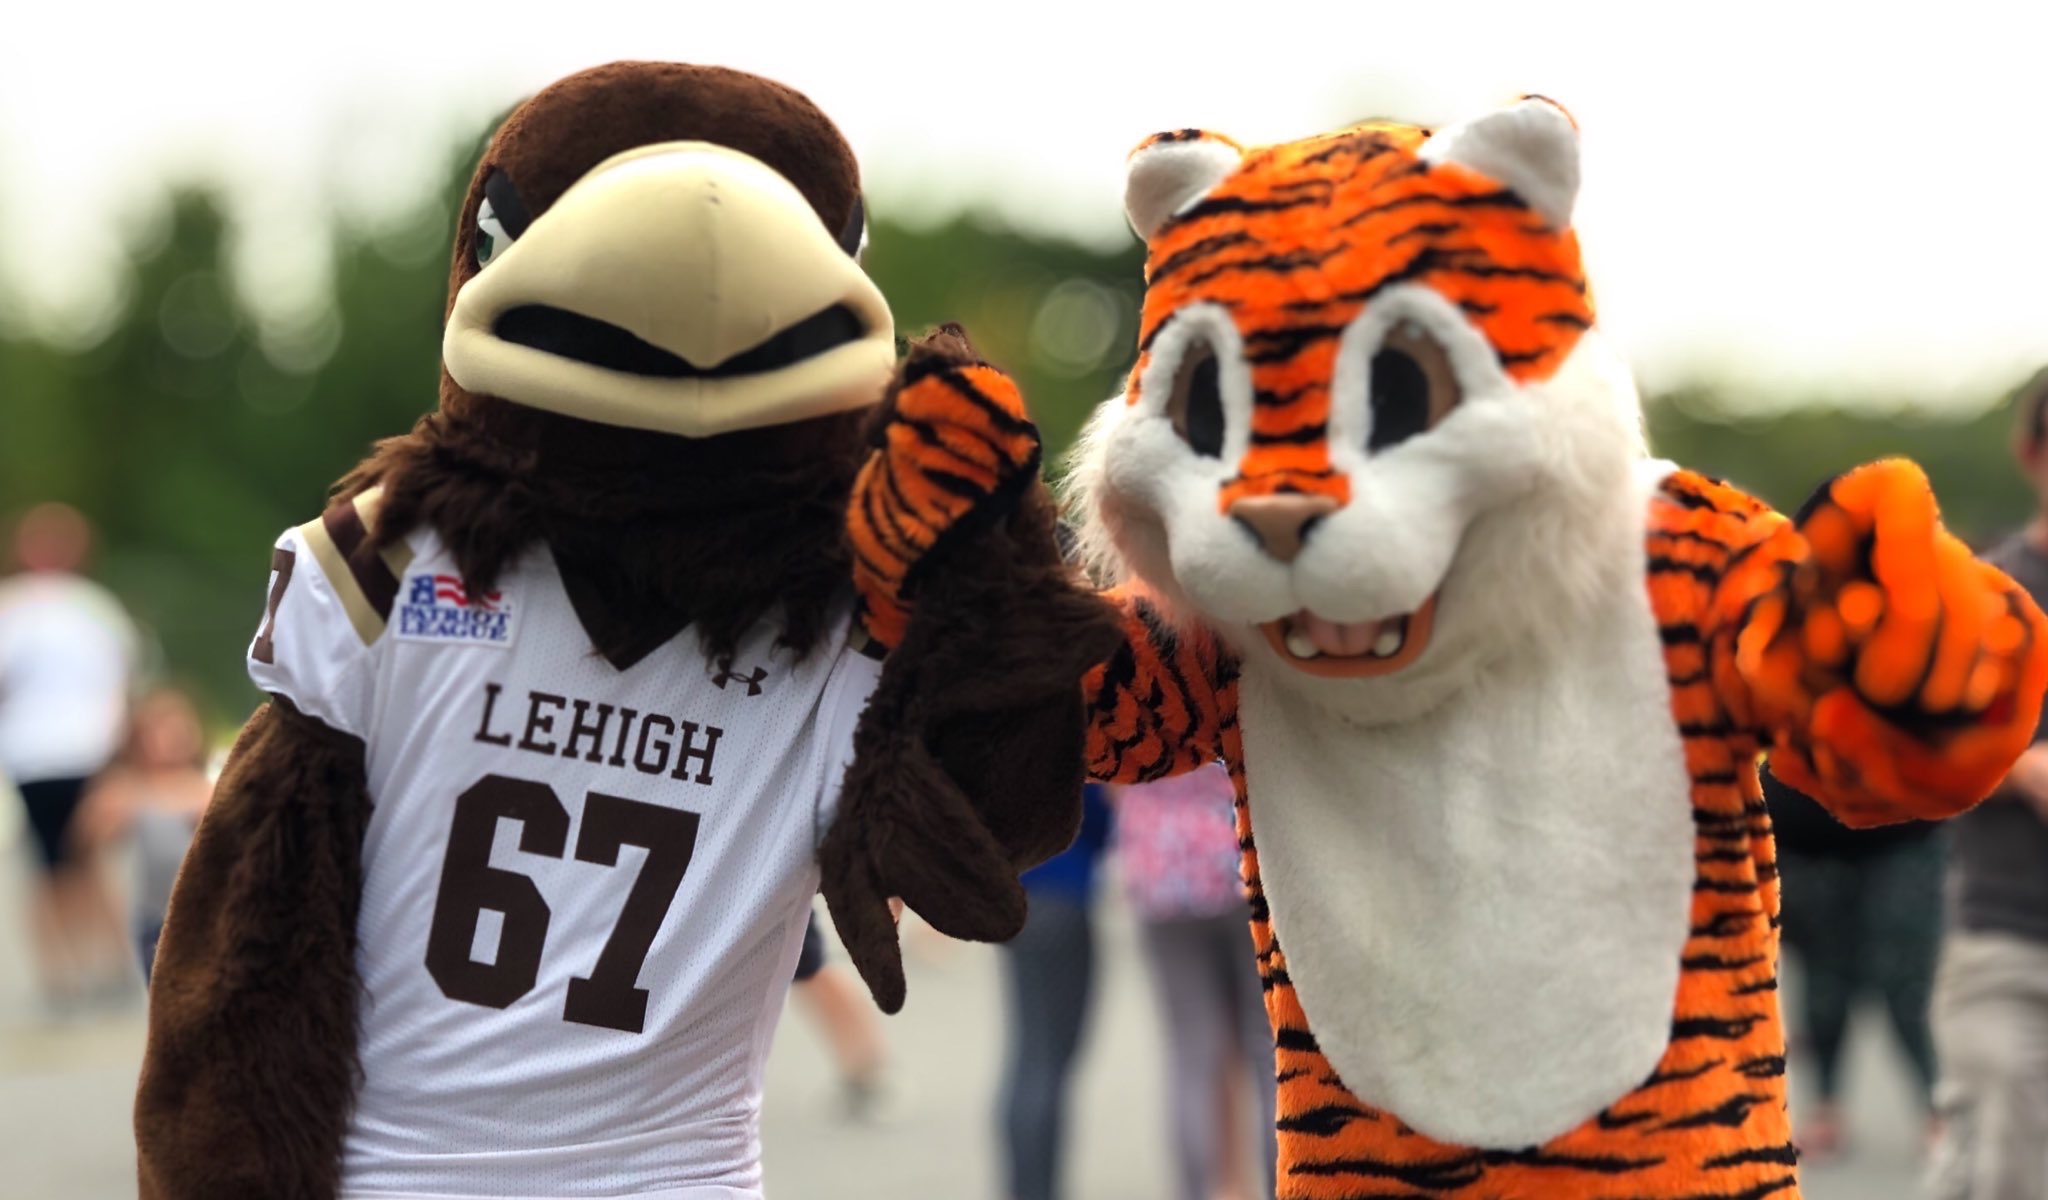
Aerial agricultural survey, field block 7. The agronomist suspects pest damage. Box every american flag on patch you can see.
[433,574,503,612]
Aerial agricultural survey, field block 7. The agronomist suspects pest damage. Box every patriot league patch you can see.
[394,573,516,647]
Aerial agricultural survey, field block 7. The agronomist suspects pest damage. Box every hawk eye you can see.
[1169,341,1225,458]
[475,198,510,267]
[1367,322,1460,452]
[473,167,532,270]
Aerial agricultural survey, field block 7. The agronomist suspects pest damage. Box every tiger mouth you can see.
[1260,594,1439,678]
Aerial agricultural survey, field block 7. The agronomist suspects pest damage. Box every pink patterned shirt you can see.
[1113,761,1246,920]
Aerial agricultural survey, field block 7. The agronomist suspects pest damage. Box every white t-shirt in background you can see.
[0,571,137,785]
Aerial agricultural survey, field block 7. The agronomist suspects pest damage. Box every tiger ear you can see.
[1124,130,1244,241]
[1419,96,1580,228]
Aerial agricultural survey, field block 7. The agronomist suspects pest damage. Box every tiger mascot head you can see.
[1072,97,1651,721]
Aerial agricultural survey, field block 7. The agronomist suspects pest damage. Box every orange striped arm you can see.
[1083,588,1239,784]
[1705,460,2048,825]
[848,345,1042,651]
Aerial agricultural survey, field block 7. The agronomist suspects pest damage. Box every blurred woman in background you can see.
[1115,761,1277,1200]
[1764,763,1943,1161]
[73,686,213,985]
[788,908,897,1123]
[0,501,139,1014]
[997,780,1114,1200]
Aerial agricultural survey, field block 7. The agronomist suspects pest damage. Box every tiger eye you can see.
[1170,341,1226,458]
[1367,322,1459,452]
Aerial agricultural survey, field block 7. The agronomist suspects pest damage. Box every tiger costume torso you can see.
[849,98,2048,1198]
[1079,470,1834,1197]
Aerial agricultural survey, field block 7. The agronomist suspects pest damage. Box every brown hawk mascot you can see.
[135,60,1115,1200]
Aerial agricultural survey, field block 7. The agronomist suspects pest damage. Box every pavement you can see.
[0,789,1932,1199]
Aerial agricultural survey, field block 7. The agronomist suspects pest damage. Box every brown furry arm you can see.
[823,478,1123,1013]
[135,696,372,1200]
[826,323,1125,1012]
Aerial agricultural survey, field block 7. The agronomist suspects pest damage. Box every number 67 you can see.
[423,773,701,1034]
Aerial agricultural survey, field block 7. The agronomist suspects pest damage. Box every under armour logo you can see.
[712,664,769,697]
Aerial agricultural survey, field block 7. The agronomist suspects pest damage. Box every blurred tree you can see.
[864,210,1145,466]
[1,168,462,726]
[1645,387,2031,548]
[0,131,2037,729]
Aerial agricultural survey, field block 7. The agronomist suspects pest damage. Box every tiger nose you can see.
[1229,494,1340,563]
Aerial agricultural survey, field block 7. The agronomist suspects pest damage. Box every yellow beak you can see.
[443,141,895,438]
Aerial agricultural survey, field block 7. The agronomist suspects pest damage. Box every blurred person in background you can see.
[1763,764,1942,1161]
[1114,761,1277,1200]
[997,781,1113,1200]
[73,686,214,986]
[0,501,139,1014]
[788,908,897,1123]
[1926,365,2048,1200]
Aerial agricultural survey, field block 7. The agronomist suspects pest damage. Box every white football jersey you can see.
[246,488,882,1200]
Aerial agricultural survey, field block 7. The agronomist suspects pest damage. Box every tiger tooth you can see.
[1371,628,1404,658]
[1285,629,1321,659]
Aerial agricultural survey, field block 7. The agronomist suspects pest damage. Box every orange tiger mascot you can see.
[820,97,2048,1198]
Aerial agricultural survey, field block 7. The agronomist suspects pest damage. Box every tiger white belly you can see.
[1238,570,1695,1150]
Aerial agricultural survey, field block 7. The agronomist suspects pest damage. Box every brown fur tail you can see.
[135,698,372,1200]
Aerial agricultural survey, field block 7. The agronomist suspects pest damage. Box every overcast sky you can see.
[2,1,2044,407]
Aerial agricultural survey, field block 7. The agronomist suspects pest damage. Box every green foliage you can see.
[1644,388,2031,549]
[1,169,463,728]
[0,130,2038,730]
[864,212,1146,466]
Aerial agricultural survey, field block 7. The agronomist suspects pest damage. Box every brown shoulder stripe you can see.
[250,545,296,665]
[321,496,399,621]
[296,486,409,646]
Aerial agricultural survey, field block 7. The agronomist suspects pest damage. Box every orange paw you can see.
[1749,459,2048,820]
[847,326,1044,651]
